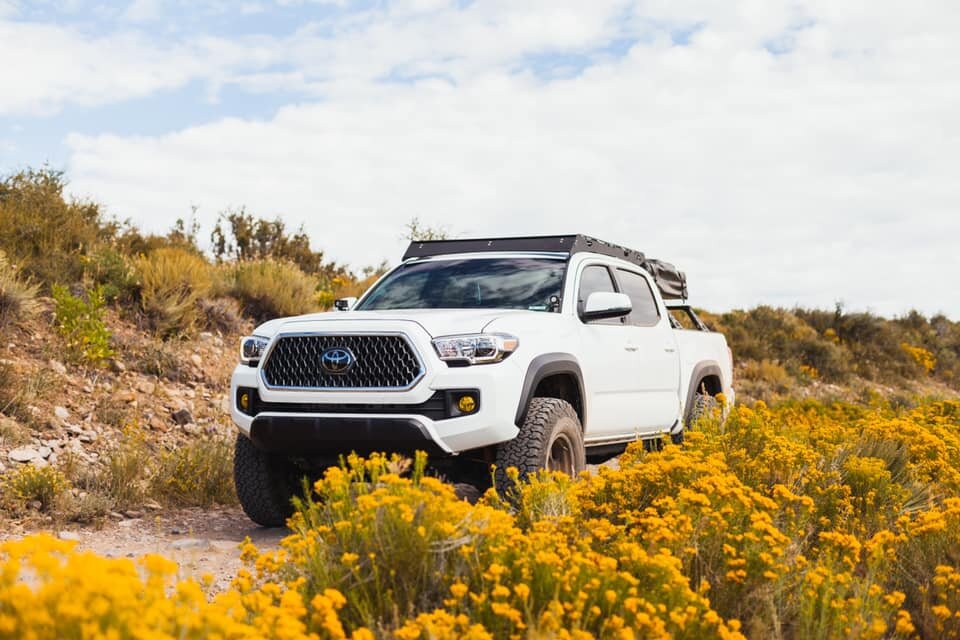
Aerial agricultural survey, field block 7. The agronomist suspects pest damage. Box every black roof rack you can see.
[402,234,646,267]
[402,234,688,300]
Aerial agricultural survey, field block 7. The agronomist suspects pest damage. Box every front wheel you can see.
[494,397,585,495]
[234,435,301,527]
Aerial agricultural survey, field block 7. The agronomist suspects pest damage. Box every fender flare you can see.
[684,361,723,425]
[515,353,585,428]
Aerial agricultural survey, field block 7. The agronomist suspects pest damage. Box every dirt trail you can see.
[2,506,286,592]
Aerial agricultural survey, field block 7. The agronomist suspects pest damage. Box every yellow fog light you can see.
[457,395,477,413]
[239,392,250,412]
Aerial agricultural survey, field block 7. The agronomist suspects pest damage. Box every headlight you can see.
[432,333,519,365]
[240,336,270,365]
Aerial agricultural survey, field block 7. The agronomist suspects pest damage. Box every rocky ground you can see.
[0,303,247,475]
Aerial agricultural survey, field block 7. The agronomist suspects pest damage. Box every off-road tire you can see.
[672,390,719,445]
[494,397,585,496]
[234,435,300,527]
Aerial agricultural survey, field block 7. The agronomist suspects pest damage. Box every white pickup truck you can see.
[230,235,735,525]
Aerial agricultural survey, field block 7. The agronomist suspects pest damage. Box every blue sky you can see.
[1,1,958,317]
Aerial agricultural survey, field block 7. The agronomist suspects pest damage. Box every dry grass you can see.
[225,259,319,322]
[135,247,213,337]
[0,251,39,327]
[151,434,236,506]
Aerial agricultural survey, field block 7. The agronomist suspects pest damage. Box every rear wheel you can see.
[672,388,719,445]
[494,398,585,495]
[234,435,301,527]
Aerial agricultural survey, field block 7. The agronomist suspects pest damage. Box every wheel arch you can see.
[684,361,723,425]
[515,353,585,429]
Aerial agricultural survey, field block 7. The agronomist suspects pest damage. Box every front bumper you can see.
[229,326,523,456]
[248,415,447,456]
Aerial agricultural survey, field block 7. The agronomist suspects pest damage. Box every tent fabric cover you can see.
[644,259,688,300]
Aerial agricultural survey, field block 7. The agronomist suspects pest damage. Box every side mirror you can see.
[582,292,632,321]
[334,297,357,311]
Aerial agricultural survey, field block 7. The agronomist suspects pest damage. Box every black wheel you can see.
[494,398,586,495]
[234,435,300,527]
[672,390,719,445]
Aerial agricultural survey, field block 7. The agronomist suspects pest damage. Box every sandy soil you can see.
[1,506,287,592]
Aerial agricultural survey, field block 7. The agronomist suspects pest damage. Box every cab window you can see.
[577,265,621,325]
[615,269,661,327]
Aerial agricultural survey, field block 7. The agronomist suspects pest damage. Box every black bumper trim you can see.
[248,415,448,457]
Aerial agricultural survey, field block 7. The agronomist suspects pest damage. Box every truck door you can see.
[575,264,638,440]
[613,268,682,433]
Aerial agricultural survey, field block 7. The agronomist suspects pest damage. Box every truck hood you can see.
[254,309,536,339]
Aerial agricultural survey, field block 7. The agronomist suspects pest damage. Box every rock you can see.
[171,527,185,535]
[65,424,84,436]
[58,530,81,542]
[199,332,214,342]
[171,408,194,426]
[118,519,137,528]
[171,538,210,551]
[143,500,162,511]
[137,381,156,395]
[48,360,67,375]
[53,406,70,421]
[190,354,203,367]
[123,509,145,519]
[82,384,93,393]
[109,511,125,521]
[37,446,52,459]
[110,359,126,373]
[28,500,42,510]
[181,423,201,435]
[8,447,41,463]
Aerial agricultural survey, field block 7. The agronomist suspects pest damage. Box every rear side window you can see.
[577,265,620,325]
[616,269,661,327]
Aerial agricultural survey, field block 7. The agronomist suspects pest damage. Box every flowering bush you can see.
[3,399,960,638]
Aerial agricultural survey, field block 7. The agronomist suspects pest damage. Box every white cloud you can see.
[11,0,960,316]
[123,0,163,23]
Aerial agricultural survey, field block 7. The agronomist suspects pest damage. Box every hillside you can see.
[3,168,960,638]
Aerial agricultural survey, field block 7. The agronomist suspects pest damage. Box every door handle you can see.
[625,345,638,352]
[664,347,676,353]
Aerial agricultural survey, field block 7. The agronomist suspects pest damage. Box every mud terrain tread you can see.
[234,435,295,527]
[674,390,718,444]
[495,397,582,494]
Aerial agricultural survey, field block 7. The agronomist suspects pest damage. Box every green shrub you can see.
[0,168,116,286]
[52,285,115,366]
[83,245,139,305]
[0,250,39,327]
[135,247,212,337]
[226,259,318,322]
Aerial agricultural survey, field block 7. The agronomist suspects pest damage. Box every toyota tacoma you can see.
[230,235,734,525]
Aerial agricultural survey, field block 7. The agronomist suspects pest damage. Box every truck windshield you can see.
[356,257,566,312]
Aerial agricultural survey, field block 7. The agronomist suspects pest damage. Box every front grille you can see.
[261,334,423,390]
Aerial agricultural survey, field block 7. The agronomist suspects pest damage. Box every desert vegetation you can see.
[0,167,959,638]
[4,400,960,638]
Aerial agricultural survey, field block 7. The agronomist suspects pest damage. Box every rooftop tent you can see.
[643,259,688,300]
